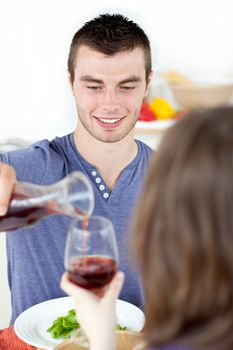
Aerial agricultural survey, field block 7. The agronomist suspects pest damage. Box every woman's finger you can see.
[105,272,125,303]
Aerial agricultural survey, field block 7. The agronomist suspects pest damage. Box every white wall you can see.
[0,0,233,329]
[0,0,233,140]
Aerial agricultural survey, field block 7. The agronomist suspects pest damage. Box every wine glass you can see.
[64,215,119,291]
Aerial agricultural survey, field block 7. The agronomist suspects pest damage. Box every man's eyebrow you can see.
[80,75,142,84]
[119,76,142,84]
[80,76,103,84]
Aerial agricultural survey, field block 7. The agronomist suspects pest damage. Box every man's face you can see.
[70,45,151,143]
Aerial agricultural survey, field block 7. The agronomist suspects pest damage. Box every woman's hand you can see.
[0,163,16,215]
[60,271,125,350]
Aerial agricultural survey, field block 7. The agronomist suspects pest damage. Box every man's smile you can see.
[93,116,126,128]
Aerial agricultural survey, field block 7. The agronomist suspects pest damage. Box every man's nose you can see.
[102,89,118,104]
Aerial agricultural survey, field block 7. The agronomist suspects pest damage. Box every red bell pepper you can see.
[138,102,156,121]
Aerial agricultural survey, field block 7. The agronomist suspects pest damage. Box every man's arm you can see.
[0,162,16,216]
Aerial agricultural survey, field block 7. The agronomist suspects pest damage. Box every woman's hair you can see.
[68,13,151,83]
[133,107,233,350]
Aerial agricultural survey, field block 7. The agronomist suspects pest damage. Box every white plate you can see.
[14,296,145,350]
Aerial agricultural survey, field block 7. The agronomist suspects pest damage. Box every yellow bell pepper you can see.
[149,97,175,120]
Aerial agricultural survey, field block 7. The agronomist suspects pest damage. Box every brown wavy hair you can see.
[67,13,151,83]
[132,107,233,350]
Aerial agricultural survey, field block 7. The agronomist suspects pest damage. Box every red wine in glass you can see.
[68,255,117,289]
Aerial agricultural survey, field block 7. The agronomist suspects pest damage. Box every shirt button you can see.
[91,170,97,176]
[103,192,109,199]
[99,184,105,191]
[95,177,101,184]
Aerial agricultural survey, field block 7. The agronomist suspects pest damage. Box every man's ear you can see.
[144,71,153,98]
[67,71,74,92]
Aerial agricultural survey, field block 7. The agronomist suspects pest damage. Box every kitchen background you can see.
[0,0,233,329]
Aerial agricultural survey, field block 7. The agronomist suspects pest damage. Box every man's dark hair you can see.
[68,13,151,83]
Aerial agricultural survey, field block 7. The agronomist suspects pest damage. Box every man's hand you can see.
[0,163,16,216]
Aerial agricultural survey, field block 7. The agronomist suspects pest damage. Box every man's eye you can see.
[120,86,135,90]
[87,86,102,90]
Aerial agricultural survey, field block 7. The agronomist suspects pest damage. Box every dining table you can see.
[0,325,41,350]
[0,325,145,350]
[0,325,90,350]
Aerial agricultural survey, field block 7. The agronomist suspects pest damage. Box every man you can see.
[0,13,153,323]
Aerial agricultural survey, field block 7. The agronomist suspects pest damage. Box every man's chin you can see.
[87,124,136,143]
[96,136,126,143]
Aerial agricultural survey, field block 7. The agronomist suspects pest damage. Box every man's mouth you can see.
[93,116,125,128]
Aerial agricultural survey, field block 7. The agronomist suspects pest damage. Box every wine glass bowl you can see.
[64,216,118,290]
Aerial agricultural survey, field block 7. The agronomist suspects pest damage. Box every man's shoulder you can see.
[0,133,74,161]
[0,137,61,166]
[0,133,73,183]
[136,139,154,159]
[138,140,154,151]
